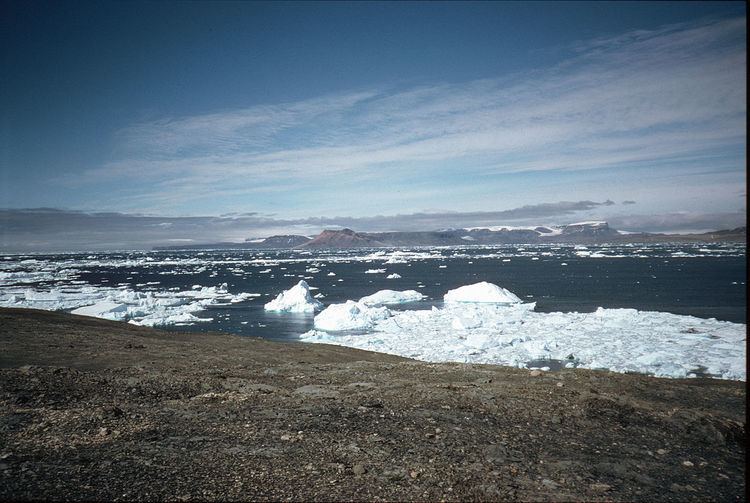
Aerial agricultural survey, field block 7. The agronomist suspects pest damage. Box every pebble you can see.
[590,483,611,492]
[682,460,694,467]
[541,479,559,489]
[410,470,419,479]
[529,370,542,377]
[352,463,367,475]
[671,483,696,492]
[656,448,668,455]
[98,427,110,436]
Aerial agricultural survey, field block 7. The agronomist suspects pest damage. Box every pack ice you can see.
[1,283,243,327]
[301,282,746,381]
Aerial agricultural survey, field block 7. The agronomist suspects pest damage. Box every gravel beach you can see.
[0,307,745,501]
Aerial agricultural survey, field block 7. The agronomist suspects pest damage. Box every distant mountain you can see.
[154,223,746,250]
[351,221,621,247]
[154,234,311,251]
[301,228,385,248]
[245,235,312,248]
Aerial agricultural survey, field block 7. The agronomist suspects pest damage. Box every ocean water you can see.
[1,243,745,341]
[2,243,746,379]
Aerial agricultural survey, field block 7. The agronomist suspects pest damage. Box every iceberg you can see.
[264,280,323,313]
[71,301,129,320]
[386,273,401,279]
[313,301,391,332]
[444,282,521,304]
[358,289,425,306]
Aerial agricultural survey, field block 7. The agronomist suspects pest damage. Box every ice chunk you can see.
[386,273,401,279]
[365,268,386,274]
[444,282,521,304]
[451,315,482,330]
[71,301,129,320]
[264,280,324,313]
[314,301,391,331]
[359,289,425,306]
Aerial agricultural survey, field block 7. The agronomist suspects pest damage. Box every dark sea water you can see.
[2,243,742,341]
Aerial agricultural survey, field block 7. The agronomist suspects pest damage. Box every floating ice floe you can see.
[264,280,323,313]
[301,284,746,381]
[365,268,387,274]
[358,289,425,306]
[386,273,401,279]
[71,300,128,319]
[313,300,391,331]
[1,283,243,327]
[444,281,521,304]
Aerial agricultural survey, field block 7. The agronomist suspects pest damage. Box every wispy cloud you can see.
[75,16,745,216]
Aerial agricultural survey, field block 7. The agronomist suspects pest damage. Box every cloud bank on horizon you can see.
[0,203,745,252]
[0,8,746,250]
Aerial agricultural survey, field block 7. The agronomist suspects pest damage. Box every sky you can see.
[1,1,746,251]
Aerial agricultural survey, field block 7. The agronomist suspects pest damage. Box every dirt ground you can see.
[0,307,745,501]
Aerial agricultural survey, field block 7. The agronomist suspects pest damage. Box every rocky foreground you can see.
[0,307,745,501]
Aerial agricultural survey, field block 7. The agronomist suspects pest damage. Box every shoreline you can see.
[1,307,745,501]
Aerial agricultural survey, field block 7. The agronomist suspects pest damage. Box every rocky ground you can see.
[0,307,745,501]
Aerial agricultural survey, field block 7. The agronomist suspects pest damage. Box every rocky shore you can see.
[0,307,745,501]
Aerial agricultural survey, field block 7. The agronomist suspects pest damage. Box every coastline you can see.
[1,307,745,501]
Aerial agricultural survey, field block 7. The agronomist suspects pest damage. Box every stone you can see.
[541,479,559,489]
[590,483,611,492]
[353,463,367,475]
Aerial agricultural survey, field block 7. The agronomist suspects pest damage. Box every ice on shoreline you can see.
[264,280,323,313]
[301,285,746,381]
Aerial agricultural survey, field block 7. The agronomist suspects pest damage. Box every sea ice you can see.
[386,273,402,279]
[264,280,323,313]
[71,301,129,320]
[358,289,425,306]
[444,282,521,304]
[301,285,746,381]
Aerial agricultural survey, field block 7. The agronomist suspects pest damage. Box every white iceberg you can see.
[444,282,521,304]
[71,301,129,320]
[365,268,387,274]
[313,301,391,332]
[264,280,323,313]
[358,289,425,306]
[386,273,401,279]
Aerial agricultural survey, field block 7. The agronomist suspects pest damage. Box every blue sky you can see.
[0,1,746,249]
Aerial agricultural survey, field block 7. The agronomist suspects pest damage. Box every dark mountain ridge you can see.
[155,223,746,250]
